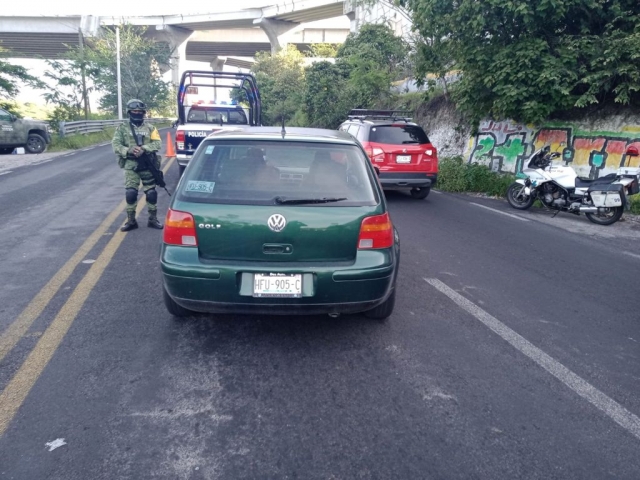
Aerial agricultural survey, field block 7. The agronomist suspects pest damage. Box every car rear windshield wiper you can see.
[402,141,420,144]
[274,196,347,205]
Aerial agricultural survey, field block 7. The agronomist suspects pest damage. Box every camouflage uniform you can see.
[112,119,163,229]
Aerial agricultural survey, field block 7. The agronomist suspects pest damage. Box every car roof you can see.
[205,126,359,145]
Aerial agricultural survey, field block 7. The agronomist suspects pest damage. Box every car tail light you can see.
[358,213,394,249]
[176,130,185,150]
[362,143,385,163]
[163,209,198,246]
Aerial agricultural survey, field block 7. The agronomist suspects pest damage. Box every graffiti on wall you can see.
[466,120,640,179]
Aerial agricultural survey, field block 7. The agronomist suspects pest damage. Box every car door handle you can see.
[263,244,293,254]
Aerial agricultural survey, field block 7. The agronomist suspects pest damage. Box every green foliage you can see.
[48,128,116,152]
[87,25,172,116]
[304,61,349,128]
[307,43,340,58]
[0,47,45,99]
[437,156,515,197]
[400,0,640,124]
[245,24,410,129]
[630,195,640,215]
[251,45,307,126]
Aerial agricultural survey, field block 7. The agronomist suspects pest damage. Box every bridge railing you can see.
[58,118,173,137]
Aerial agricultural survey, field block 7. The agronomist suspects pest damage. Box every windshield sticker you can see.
[185,181,215,193]
[205,145,214,154]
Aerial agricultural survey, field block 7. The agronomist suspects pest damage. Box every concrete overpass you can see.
[0,0,352,83]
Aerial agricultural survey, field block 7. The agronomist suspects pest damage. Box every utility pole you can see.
[116,26,123,120]
[78,29,90,120]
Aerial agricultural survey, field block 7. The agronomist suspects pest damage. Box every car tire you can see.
[410,187,430,199]
[163,287,194,317]
[364,289,396,320]
[0,147,13,155]
[25,134,47,154]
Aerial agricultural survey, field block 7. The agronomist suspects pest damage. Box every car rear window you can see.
[369,125,430,145]
[178,140,379,206]
[186,108,248,125]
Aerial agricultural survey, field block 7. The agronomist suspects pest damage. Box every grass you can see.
[48,129,116,152]
[436,156,515,197]
[630,194,640,215]
[47,122,173,153]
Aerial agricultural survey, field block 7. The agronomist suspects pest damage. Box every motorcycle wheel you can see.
[585,206,623,226]
[507,182,534,210]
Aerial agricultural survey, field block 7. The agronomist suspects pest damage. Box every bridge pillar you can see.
[210,56,227,72]
[152,25,193,87]
[253,18,299,54]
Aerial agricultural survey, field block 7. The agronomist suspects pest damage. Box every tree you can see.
[43,47,99,122]
[251,45,307,126]
[304,61,349,128]
[400,0,640,124]
[0,47,45,99]
[87,25,172,116]
[337,23,409,80]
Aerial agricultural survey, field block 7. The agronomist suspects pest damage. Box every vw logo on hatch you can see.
[267,214,287,232]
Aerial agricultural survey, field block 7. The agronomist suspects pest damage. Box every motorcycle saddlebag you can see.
[588,183,625,208]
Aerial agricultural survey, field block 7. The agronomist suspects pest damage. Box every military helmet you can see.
[126,99,147,112]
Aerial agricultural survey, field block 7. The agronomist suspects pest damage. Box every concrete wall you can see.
[415,97,640,180]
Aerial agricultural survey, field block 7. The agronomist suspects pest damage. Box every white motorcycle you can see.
[507,144,640,225]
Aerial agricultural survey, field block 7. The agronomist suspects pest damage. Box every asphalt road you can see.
[0,138,639,479]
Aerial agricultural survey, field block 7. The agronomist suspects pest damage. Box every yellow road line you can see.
[0,157,174,436]
[0,201,126,363]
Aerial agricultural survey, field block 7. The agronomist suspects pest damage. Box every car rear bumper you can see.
[378,172,437,189]
[176,153,192,166]
[161,246,399,315]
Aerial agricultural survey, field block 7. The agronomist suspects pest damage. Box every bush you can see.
[437,156,515,196]
[630,195,640,215]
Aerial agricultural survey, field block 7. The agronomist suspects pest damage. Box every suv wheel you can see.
[26,134,47,154]
[410,187,430,199]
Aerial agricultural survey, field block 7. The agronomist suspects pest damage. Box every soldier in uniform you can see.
[112,99,164,231]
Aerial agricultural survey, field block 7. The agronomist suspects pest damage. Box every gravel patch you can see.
[0,150,73,174]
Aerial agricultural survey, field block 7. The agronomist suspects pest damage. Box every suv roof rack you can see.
[347,109,413,123]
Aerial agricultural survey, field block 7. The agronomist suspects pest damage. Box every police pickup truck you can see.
[175,71,262,175]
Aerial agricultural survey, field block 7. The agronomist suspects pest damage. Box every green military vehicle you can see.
[0,108,51,154]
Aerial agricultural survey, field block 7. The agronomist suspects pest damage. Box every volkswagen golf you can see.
[161,127,400,319]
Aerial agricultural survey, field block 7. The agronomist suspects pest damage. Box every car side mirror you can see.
[10,115,17,122]
[626,146,639,157]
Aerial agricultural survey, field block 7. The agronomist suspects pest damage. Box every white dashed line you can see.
[80,148,93,152]
[425,277,640,441]
[623,251,640,261]
[0,171,12,176]
[431,189,442,194]
[470,202,529,222]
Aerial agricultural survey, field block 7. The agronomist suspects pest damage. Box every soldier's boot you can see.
[120,211,138,232]
[147,211,164,229]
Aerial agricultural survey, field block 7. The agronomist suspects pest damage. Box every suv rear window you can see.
[369,125,430,145]
[186,108,248,125]
[178,141,378,207]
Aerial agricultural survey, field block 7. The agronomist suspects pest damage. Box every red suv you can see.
[339,110,438,199]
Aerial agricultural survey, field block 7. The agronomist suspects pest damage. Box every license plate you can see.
[396,155,411,164]
[253,273,302,298]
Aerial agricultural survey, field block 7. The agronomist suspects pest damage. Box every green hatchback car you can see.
[161,127,400,319]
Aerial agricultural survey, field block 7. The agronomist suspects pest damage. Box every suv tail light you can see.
[163,209,198,246]
[362,143,385,163]
[358,213,394,249]
[176,130,185,150]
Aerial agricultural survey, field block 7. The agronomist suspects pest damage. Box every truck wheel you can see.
[26,134,47,154]
[178,164,186,176]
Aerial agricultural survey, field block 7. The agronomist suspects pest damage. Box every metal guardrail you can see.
[58,118,173,137]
